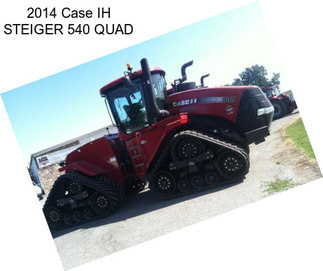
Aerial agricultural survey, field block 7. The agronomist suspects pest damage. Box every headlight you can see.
[257,106,274,116]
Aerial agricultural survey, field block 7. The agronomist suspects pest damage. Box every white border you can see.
[1,1,322,270]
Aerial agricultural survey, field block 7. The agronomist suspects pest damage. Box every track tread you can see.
[149,129,249,200]
[43,171,125,230]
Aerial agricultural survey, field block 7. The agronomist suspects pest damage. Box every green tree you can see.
[270,72,280,86]
[232,65,280,90]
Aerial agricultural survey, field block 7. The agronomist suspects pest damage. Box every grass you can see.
[263,178,296,195]
[285,118,316,159]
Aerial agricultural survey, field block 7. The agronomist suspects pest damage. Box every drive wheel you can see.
[190,175,205,190]
[178,179,191,193]
[90,192,112,215]
[44,207,63,229]
[172,136,205,161]
[216,151,247,179]
[151,171,176,196]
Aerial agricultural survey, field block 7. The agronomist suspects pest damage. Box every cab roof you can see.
[100,67,165,96]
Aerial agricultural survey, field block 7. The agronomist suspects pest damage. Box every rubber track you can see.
[149,129,249,200]
[177,130,250,171]
[43,172,125,230]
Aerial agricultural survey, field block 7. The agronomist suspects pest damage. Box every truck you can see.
[43,58,274,229]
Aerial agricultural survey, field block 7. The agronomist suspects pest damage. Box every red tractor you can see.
[264,86,297,119]
[43,58,274,229]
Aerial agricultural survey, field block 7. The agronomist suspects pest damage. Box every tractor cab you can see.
[100,60,169,134]
[265,85,280,99]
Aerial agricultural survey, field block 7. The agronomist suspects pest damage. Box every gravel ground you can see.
[50,111,321,270]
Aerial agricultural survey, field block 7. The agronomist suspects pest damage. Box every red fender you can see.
[60,160,106,177]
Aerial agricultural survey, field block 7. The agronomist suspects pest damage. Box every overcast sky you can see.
[1,2,284,164]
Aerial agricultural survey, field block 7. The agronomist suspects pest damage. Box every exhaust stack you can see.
[180,60,193,83]
[200,73,210,87]
[140,58,169,124]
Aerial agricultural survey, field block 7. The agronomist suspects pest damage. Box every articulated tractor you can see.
[43,58,274,229]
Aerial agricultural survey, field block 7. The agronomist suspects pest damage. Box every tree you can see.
[270,72,280,86]
[232,78,243,86]
[232,65,280,90]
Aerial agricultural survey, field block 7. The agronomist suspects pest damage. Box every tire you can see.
[284,100,294,114]
[272,100,287,120]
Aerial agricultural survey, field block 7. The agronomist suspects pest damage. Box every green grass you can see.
[286,118,316,159]
[264,178,296,195]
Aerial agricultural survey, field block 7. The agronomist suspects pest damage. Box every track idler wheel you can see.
[216,150,247,179]
[90,192,112,215]
[44,207,63,229]
[151,171,176,197]
[190,175,205,189]
[177,179,191,193]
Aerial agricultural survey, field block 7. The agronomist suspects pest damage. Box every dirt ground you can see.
[272,120,321,183]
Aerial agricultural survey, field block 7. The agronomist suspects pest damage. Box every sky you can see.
[1,2,283,164]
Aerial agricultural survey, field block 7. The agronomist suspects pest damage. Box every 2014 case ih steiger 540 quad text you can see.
[43,58,274,230]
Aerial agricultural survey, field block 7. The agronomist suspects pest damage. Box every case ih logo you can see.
[172,98,198,107]
[172,96,236,108]
[225,105,235,115]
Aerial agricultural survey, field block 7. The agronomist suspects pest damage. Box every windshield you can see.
[106,78,148,134]
[104,72,167,134]
[266,86,280,98]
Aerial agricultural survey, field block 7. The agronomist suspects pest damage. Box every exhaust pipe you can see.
[140,58,169,124]
[200,73,209,87]
[180,60,193,82]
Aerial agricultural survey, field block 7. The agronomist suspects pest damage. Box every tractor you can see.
[43,58,274,229]
[264,86,297,119]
